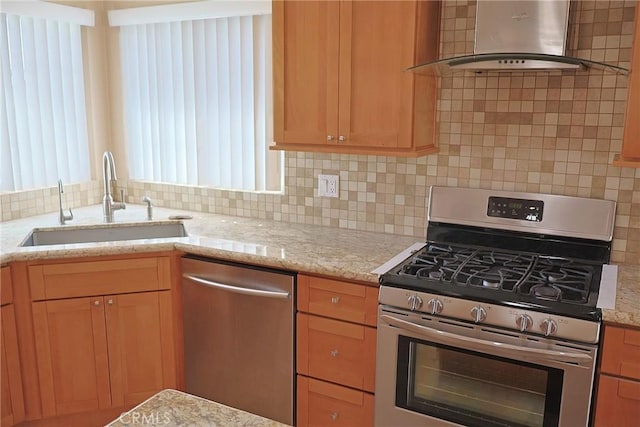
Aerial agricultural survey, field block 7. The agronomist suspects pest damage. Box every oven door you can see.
[375,306,598,427]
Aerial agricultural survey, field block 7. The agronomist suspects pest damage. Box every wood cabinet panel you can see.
[1,267,12,306]
[273,0,440,156]
[28,257,171,300]
[106,291,176,407]
[614,4,640,166]
[601,326,640,381]
[273,0,339,146]
[595,375,640,427]
[32,297,111,418]
[297,376,373,427]
[297,313,376,392]
[297,275,377,326]
[1,304,25,426]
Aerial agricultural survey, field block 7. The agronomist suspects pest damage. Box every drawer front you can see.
[1,267,12,306]
[297,313,376,392]
[29,257,171,300]
[298,275,378,326]
[297,376,374,427]
[595,375,640,427]
[601,326,640,381]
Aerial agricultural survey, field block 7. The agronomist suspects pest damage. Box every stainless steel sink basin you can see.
[20,223,188,247]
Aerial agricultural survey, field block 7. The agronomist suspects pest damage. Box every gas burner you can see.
[530,284,562,301]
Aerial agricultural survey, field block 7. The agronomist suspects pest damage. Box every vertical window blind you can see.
[114,1,279,192]
[0,2,93,192]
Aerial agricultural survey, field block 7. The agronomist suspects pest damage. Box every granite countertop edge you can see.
[1,204,638,328]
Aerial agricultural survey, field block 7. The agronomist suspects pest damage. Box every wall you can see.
[1,0,638,265]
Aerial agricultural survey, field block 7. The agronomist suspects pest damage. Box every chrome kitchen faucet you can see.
[57,179,73,225]
[102,151,126,222]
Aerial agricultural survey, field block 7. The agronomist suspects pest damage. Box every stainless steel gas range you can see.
[375,186,616,427]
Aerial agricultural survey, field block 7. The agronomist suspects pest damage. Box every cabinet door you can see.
[1,305,25,426]
[337,1,419,149]
[32,297,111,417]
[595,375,640,427]
[105,291,176,407]
[617,4,640,164]
[274,0,340,145]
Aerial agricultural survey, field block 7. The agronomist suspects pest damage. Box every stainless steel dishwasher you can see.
[181,255,295,425]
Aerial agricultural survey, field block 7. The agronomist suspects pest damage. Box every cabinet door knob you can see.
[94,300,100,306]
[338,135,346,142]
[331,296,340,304]
[330,349,339,357]
[330,412,338,421]
[107,299,114,305]
[327,135,335,141]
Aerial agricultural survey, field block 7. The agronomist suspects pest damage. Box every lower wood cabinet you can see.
[296,274,377,427]
[1,266,25,427]
[32,291,176,418]
[594,325,640,426]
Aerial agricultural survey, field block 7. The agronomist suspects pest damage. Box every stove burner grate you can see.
[392,244,596,305]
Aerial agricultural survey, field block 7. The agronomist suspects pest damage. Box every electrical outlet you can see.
[318,174,339,198]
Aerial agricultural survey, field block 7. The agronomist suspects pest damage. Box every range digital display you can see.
[487,197,544,222]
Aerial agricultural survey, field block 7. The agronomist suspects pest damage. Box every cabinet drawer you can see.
[297,313,376,392]
[601,326,640,381]
[298,275,378,326]
[595,375,640,427]
[1,267,12,306]
[29,257,171,300]
[297,376,374,427]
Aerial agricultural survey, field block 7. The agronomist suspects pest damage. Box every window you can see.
[111,0,280,192]
[0,1,93,192]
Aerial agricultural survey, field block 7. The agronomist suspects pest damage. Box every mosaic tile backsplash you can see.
[1,0,639,265]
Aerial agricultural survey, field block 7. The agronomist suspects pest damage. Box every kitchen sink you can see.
[20,222,188,247]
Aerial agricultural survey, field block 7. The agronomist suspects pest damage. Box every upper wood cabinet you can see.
[614,4,640,167]
[273,0,440,156]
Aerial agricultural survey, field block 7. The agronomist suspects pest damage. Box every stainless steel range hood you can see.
[408,0,629,75]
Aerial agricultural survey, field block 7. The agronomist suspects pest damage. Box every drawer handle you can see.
[330,412,338,421]
[331,296,340,304]
[330,349,339,357]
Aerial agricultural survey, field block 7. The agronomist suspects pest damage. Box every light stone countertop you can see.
[105,389,289,427]
[1,204,638,327]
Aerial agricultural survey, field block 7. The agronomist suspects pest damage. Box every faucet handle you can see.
[119,189,126,204]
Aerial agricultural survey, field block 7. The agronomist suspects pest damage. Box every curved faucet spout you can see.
[102,151,125,222]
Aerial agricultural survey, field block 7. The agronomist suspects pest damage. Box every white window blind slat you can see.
[1,11,90,191]
[120,13,279,192]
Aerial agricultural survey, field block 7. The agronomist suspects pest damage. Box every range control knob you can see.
[426,298,443,315]
[407,294,423,311]
[470,306,487,323]
[515,314,533,332]
[540,318,558,337]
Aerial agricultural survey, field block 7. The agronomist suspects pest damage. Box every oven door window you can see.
[396,336,563,427]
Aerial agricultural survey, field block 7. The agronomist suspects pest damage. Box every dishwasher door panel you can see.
[181,256,295,425]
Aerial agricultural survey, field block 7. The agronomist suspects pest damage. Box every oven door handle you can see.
[380,315,592,363]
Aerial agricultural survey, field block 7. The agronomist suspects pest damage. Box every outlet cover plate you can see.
[318,174,339,198]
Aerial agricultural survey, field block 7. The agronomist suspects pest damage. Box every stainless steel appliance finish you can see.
[376,304,598,427]
[375,186,615,427]
[406,0,629,75]
[181,256,295,425]
[428,186,616,242]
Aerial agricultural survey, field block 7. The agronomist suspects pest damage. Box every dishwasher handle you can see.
[182,273,290,299]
